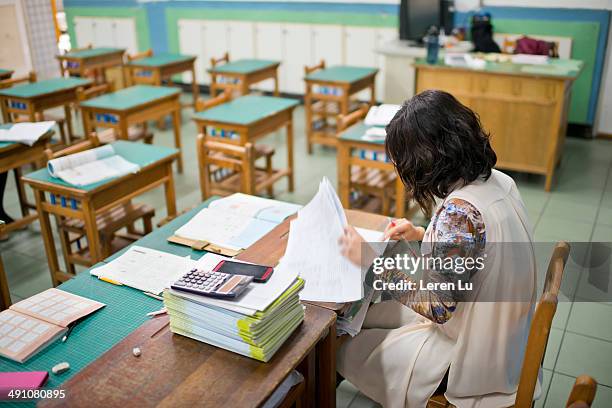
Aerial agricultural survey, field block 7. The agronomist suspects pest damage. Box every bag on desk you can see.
[515,36,558,58]
[470,13,501,53]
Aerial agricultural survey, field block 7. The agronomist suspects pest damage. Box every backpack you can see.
[515,36,559,57]
[471,13,501,53]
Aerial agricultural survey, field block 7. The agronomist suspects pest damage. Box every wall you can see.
[63,0,610,126]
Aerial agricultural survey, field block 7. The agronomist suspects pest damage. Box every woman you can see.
[338,90,537,407]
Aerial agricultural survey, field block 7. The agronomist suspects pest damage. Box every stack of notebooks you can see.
[163,254,305,362]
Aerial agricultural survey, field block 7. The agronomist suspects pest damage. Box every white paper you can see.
[91,246,194,295]
[511,54,549,65]
[364,104,401,127]
[0,121,55,146]
[47,144,140,186]
[283,178,362,302]
[168,252,299,315]
[209,193,302,224]
[362,127,386,141]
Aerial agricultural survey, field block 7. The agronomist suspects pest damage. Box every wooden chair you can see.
[195,90,277,199]
[428,241,571,408]
[76,83,154,144]
[338,104,397,216]
[58,43,92,77]
[0,72,69,145]
[44,136,155,274]
[566,375,597,408]
[209,52,233,97]
[126,49,155,85]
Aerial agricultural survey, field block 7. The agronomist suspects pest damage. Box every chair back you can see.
[304,60,325,76]
[195,89,232,113]
[210,52,230,69]
[337,104,369,132]
[76,83,111,103]
[127,48,153,62]
[0,71,36,89]
[45,134,100,161]
[514,241,570,407]
[566,375,597,408]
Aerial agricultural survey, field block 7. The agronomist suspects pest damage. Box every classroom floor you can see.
[1,91,612,407]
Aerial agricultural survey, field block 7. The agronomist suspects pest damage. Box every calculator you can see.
[171,268,253,299]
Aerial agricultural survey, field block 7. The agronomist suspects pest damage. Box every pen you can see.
[143,292,163,301]
[99,277,123,286]
[147,308,167,317]
[62,323,77,343]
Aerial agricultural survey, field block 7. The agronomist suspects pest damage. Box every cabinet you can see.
[73,17,138,55]
[283,23,313,94]
[254,22,284,91]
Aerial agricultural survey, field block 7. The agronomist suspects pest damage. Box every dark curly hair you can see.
[385,90,497,212]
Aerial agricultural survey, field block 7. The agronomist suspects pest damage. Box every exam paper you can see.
[91,246,194,295]
[209,193,302,224]
[0,121,55,146]
[47,144,140,186]
[283,178,363,302]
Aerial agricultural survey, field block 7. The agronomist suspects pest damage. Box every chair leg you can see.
[382,191,390,216]
[57,217,76,276]
[143,213,153,234]
[266,155,274,198]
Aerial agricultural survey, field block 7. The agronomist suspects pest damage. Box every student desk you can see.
[0,125,54,235]
[304,66,378,152]
[414,57,583,191]
[56,47,126,84]
[193,95,299,194]
[0,69,14,80]
[0,222,9,310]
[208,59,281,97]
[337,122,407,218]
[21,141,179,286]
[125,53,199,108]
[79,85,184,173]
[0,78,91,141]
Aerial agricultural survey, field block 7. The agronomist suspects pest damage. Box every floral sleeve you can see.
[377,198,486,324]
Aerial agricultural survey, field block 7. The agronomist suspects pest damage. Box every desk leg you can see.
[287,119,295,192]
[191,65,199,108]
[13,168,28,218]
[33,190,62,286]
[0,252,11,311]
[395,178,406,218]
[273,71,280,97]
[298,349,316,408]
[164,164,178,220]
[317,323,336,408]
[337,143,350,210]
[1,99,9,123]
[370,80,376,106]
[119,118,129,141]
[82,200,102,265]
[172,108,183,173]
[64,104,74,143]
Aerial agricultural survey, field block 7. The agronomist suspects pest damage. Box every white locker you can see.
[227,21,255,61]
[178,19,205,84]
[344,26,377,67]
[92,18,115,48]
[112,18,138,55]
[375,27,398,102]
[202,20,228,80]
[73,17,95,48]
[311,24,343,67]
[254,22,283,92]
[282,23,313,94]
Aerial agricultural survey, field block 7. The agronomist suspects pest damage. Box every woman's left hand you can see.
[338,226,366,267]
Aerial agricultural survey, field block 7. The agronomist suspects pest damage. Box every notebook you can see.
[47,144,139,186]
[0,371,48,399]
[170,194,301,255]
[0,122,55,146]
[0,289,105,363]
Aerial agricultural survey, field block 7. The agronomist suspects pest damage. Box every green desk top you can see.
[62,47,124,59]
[0,200,216,406]
[208,59,279,74]
[127,53,195,67]
[79,85,180,111]
[24,140,178,191]
[339,122,385,145]
[414,56,583,79]
[0,78,91,99]
[0,68,13,76]
[193,95,299,125]
[304,66,378,83]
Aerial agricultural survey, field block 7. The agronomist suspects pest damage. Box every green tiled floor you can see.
[1,91,612,407]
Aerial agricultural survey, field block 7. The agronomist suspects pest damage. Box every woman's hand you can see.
[383,218,425,241]
[338,225,374,267]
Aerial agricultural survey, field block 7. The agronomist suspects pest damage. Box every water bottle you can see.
[425,26,440,64]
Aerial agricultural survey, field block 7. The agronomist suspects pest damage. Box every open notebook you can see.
[47,144,139,186]
[169,194,301,256]
[0,289,105,363]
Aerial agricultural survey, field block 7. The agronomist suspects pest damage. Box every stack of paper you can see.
[0,122,55,146]
[163,253,304,362]
[364,104,401,127]
[47,144,140,186]
[174,193,302,252]
[282,178,362,303]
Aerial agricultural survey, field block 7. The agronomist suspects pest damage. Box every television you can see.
[399,0,454,44]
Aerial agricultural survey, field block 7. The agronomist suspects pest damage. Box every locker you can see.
[254,22,283,92]
[283,23,312,94]
[227,21,255,61]
[179,19,205,84]
[112,18,138,55]
[311,24,343,67]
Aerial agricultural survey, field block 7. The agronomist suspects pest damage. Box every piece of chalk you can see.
[132,347,141,357]
[52,362,70,375]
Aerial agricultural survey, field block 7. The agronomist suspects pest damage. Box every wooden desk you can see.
[125,53,198,108]
[21,141,179,286]
[193,95,299,195]
[79,85,184,173]
[0,125,54,235]
[337,122,407,218]
[304,66,378,152]
[414,57,583,191]
[208,59,281,97]
[0,78,91,141]
[57,47,125,84]
[0,69,13,80]
[0,222,9,311]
